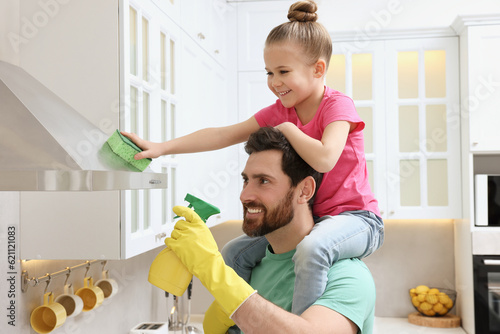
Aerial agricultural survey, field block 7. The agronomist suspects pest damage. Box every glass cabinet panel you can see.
[326,54,346,94]
[426,104,447,152]
[130,7,138,76]
[161,32,166,90]
[399,105,419,152]
[352,53,372,100]
[144,190,151,229]
[425,50,446,98]
[357,107,373,154]
[170,39,176,94]
[400,159,421,206]
[131,190,138,233]
[398,51,418,99]
[143,91,150,139]
[142,17,149,81]
[427,159,448,206]
[161,100,167,141]
[130,86,139,133]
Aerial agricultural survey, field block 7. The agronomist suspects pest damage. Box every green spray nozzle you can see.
[174,193,220,222]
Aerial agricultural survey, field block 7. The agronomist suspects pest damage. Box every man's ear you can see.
[314,59,327,78]
[297,176,316,204]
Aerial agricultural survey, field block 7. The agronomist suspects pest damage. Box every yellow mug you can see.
[30,292,67,334]
[75,276,104,312]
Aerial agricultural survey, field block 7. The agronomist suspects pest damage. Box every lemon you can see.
[420,302,432,311]
[412,296,420,307]
[426,293,439,304]
[433,302,444,313]
[438,307,449,315]
[428,288,440,294]
[439,293,451,304]
[415,285,430,294]
[445,299,454,309]
[409,288,417,297]
[423,309,436,316]
[417,293,427,302]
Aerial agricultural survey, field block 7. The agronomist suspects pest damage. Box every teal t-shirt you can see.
[250,247,375,334]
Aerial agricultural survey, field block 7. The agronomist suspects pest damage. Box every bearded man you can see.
[166,127,376,334]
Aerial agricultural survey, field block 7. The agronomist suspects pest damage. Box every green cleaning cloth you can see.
[106,130,152,172]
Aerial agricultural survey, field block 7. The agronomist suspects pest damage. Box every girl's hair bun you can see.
[287,1,318,22]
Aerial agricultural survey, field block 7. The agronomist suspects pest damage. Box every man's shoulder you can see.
[330,258,369,271]
[327,258,373,285]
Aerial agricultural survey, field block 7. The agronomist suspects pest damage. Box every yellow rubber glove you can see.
[166,206,257,317]
[203,301,235,334]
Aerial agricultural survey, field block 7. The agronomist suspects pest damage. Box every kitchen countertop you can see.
[374,317,466,333]
[186,316,466,333]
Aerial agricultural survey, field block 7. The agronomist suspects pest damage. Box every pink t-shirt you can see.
[254,86,380,217]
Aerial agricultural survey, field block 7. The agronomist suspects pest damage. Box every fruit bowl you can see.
[409,286,456,317]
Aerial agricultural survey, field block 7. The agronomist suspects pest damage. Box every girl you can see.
[123,0,383,318]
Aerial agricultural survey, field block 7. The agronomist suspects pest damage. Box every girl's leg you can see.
[221,234,269,283]
[291,210,384,315]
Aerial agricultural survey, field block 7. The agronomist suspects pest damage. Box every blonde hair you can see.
[265,1,332,69]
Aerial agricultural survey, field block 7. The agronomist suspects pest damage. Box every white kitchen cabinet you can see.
[16,0,233,259]
[180,0,232,66]
[330,37,461,219]
[236,1,293,72]
[173,28,242,226]
[459,24,500,153]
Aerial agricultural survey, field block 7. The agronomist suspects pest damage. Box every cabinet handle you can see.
[214,50,220,54]
[389,210,395,215]
[197,32,205,40]
[472,142,478,146]
[155,232,167,241]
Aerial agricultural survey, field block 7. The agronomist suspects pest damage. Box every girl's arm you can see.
[276,121,351,173]
[121,116,260,160]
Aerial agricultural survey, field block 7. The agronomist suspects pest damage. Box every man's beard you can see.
[242,188,295,237]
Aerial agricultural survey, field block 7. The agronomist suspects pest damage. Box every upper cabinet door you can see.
[384,37,461,219]
[180,0,231,65]
[121,0,181,258]
[467,25,500,153]
[330,37,461,219]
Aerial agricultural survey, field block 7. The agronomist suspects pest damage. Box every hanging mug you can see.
[55,284,84,318]
[75,276,104,312]
[95,270,119,300]
[30,292,67,333]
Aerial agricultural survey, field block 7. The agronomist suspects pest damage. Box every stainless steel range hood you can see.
[0,61,167,191]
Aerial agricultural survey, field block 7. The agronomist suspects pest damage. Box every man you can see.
[167,127,375,334]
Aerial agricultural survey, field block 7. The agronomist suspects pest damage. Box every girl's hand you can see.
[120,131,165,160]
[274,122,296,133]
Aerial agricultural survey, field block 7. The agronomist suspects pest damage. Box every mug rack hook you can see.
[101,260,108,277]
[43,274,51,294]
[84,261,91,278]
[64,267,71,286]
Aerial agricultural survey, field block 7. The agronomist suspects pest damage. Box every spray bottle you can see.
[148,193,220,296]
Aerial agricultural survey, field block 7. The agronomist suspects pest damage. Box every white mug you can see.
[55,284,84,318]
[95,270,119,299]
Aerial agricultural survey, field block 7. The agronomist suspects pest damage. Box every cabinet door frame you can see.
[120,0,180,258]
[331,37,461,219]
[384,37,461,219]
[467,25,500,153]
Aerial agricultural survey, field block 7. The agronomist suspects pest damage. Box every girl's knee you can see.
[221,239,239,264]
[296,236,317,255]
